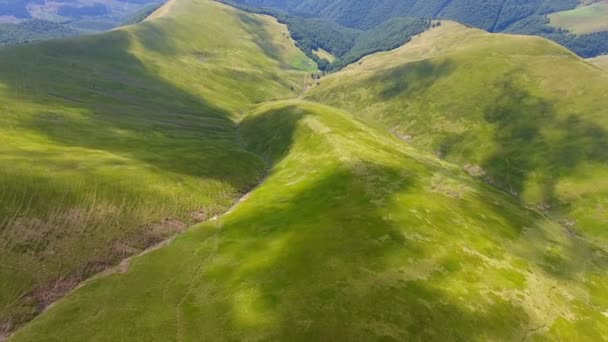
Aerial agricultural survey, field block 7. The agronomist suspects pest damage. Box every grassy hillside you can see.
[11,100,608,340]
[549,1,608,34]
[0,0,314,332]
[589,54,608,70]
[5,0,608,339]
[307,22,608,243]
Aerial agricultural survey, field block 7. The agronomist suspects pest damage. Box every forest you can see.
[0,19,76,45]
[219,0,431,71]
[230,0,578,31]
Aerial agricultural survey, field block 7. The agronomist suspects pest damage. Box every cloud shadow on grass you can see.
[369,58,456,100]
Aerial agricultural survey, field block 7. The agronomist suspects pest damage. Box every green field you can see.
[0,0,314,332]
[4,1,608,340]
[549,1,608,34]
[313,47,336,62]
[307,21,608,243]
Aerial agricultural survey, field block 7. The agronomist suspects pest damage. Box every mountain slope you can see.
[0,0,313,332]
[11,100,608,340]
[306,21,608,243]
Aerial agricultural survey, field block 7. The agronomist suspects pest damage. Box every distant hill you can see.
[0,0,165,43]
[307,21,608,241]
[231,0,578,31]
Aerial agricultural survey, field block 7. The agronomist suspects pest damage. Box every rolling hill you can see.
[0,0,313,333]
[306,21,608,244]
[3,0,608,340]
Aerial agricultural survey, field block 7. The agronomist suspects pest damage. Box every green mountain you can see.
[2,0,608,340]
[307,21,608,242]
